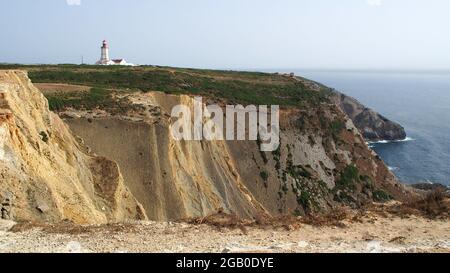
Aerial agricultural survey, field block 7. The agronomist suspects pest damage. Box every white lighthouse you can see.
[95,40,134,66]
[100,40,109,63]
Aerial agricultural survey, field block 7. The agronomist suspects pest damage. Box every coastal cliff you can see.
[0,68,413,223]
[331,90,406,141]
[0,70,145,224]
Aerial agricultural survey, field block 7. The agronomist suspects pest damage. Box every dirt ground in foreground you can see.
[0,212,448,253]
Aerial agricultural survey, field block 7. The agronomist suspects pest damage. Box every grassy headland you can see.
[0,64,331,111]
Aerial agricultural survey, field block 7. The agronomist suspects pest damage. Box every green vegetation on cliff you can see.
[0,64,330,109]
[47,87,114,111]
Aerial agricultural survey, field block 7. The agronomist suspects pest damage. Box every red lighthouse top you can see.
[102,40,109,48]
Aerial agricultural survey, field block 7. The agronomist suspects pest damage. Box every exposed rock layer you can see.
[65,92,411,221]
[0,70,145,224]
[0,71,412,223]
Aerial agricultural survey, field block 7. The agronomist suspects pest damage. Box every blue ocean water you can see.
[295,70,450,186]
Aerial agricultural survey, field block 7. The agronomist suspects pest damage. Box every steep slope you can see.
[0,70,146,224]
[66,94,267,220]
[64,92,411,221]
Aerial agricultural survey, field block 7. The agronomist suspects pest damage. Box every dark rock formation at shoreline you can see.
[331,91,406,141]
[411,183,449,192]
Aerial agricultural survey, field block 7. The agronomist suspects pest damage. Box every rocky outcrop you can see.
[1,192,13,220]
[0,70,146,224]
[331,90,406,141]
[411,183,449,194]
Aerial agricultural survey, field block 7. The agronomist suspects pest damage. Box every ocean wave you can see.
[396,137,415,142]
[367,136,415,145]
[388,166,399,171]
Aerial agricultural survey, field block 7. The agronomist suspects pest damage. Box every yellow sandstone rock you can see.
[0,70,146,224]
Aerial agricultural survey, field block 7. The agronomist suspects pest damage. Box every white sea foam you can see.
[397,137,415,142]
[367,136,415,146]
[388,166,399,171]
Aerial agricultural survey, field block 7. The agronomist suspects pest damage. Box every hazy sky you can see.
[1,0,449,70]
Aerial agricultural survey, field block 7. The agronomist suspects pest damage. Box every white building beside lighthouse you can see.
[95,40,134,66]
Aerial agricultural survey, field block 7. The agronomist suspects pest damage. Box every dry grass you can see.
[184,207,353,232]
[183,193,449,232]
[186,212,252,234]
[252,213,303,231]
[387,189,449,219]
[300,207,350,228]
[10,192,448,235]
[10,220,138,235]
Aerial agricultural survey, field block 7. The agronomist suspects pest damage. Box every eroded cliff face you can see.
[66,94,267,220]
[64,92,411,221]
[0,71,411,223]
[0,71,146,224]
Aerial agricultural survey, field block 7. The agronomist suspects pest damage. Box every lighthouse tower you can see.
[95,40,134,66]
[100,40,110,63]
[96,40,113,65]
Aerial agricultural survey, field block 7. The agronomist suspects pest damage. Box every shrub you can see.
[336,165,359,190]
[287,165,311,179]
[330,119,345,140]
[373,190,392,202]
[297,191,311,208]
[39,131,49,143]
[404,189,449,218]
[259,171,269,181]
